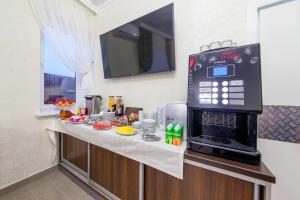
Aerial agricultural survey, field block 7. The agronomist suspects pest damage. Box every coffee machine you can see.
[187,44,262,164]
[85,95,102,116]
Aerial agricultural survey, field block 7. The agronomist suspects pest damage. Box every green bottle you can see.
[165,123,174,144]
[172,124,183,146]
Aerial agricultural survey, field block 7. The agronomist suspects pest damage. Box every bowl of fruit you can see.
[54,98,75,109]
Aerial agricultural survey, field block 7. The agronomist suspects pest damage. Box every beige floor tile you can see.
[1,169,95,200]
[27,175,68,200]
[47,170,94,200]
[1,184,36,200]
[47,170,70,185]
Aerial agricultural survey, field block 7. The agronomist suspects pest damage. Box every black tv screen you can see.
[100,4,175,79]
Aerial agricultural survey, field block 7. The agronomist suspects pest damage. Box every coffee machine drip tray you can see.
[187,110,260,163]
[190,135,255,152]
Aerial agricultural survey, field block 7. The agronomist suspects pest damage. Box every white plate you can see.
[66,121,87,124]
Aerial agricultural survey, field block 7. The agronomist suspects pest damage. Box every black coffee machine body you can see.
[187,44,262,164]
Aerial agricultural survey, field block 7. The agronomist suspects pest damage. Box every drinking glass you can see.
[156,107,165,130]
[209,41,221,50]
[221,40,233,48]
[231,42,237,47]
[200,45,210,52]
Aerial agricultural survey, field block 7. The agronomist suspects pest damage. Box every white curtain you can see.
[30,0,95,75]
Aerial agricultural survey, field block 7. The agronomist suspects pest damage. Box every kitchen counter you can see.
[48,119,275,200]
[48,119,186,179]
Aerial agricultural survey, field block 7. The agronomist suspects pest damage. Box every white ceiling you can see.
[89,0,111,6]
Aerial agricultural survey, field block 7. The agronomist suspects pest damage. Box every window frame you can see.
[40,32,79,113]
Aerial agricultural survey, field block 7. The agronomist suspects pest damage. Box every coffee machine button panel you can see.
[212,81,219,86]
[222,81,229,86]
[212,93,218,99]
[188,44,262,113]
[212,99,218,104]
[222,99,229,105]
[229,99,245,105]
[199,93,211,99]
[199,81,212,87]
[222,87,229,93]
[200,99,211,104]
[212,87,219,93]
[222,93,229,98]
[229,87,244,92]
[229,93,244,99]
[229,80,244,86]
[199,88,211,93]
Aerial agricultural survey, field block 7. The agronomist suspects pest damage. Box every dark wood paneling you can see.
[112,152,140,200]
[185,149,276,183]
[90,144,114,191]
[145,164,254,200]
[183,163,254,200]
[90,145,140,200]
[62,134,88,172]
[144,165,184,200]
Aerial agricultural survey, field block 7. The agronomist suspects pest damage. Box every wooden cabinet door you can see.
[90,145,140,200]
[62,134,88,173]
[90,144,114,192]
[144,165,184,200]
[144,164,254,200]
[183,163,254,200]
[112,152,140,200]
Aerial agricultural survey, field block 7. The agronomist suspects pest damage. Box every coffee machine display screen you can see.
[213,66,227,76]
[207,64,235,78]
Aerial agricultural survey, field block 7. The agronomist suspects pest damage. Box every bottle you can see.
[172,124,183,146]
[115,96,124,116]
[108,96,115,111]
[165,123,174,144]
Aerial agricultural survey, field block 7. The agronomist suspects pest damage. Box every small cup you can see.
[209,41,221,50]
[200,45,210,52]
[221,40,233,48]
[231,42,238,47]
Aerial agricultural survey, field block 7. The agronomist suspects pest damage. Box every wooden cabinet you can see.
[90,144,114,191]
[144,164,254,200]
[183,163,253,200]
[90,144,140,200]
[62,134,88,173]
[59,134,269,200]
[144,165,183,200]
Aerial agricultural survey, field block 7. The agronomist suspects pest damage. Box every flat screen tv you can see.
[100,4,175,79]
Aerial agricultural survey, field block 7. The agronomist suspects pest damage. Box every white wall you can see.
[1,1,299,199]
[95,0,300,200]
[258,139,300,200]
[252,1,300,200]
[0,0,57,189]
[259,0,300,106]
[95,0,252,111]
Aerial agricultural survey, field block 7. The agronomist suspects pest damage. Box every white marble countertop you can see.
[47,120,186,179]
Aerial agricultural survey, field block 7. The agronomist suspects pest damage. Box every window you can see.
[41,29,77,109]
